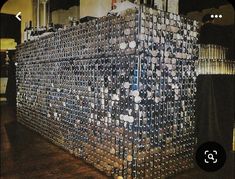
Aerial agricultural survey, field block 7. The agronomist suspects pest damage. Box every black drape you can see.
[195,75,234,178]
[6,60,16,107]
[196,75,234,150]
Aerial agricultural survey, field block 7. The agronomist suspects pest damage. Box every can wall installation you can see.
[16,6,199,179]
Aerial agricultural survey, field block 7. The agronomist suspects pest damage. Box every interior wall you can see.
[1,0,33,43]
[39,3,44,26]
[186,4,234,25]
[80,0,111,18]
[167,0,179,14]
[1,1,234,42]
[0,39,17,50]
[51,5,80,25]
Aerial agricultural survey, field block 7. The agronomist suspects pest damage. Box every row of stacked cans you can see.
[197,44,234,74]
[196,59,235,75]
[16,6,199,179]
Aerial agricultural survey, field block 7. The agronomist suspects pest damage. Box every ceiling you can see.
[49,0,232,14]
[0,0,232,13]
[50,0,80,11]
[179,0,231,14]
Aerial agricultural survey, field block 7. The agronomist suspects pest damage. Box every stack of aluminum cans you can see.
[16,6,199,179]
[197,44,235,74]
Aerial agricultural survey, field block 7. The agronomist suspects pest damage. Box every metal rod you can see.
[37,0,40,29]
[43,1,47,27]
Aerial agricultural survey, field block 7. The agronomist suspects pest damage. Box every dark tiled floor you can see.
[1,104,234,179]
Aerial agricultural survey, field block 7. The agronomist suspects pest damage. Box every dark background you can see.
[0,13,21,44]
[196,75,234,151]
[195,75,234,179]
